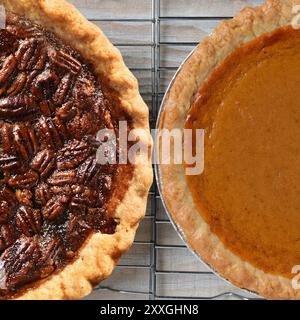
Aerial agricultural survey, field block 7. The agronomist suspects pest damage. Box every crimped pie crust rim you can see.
[0,0,153,300]
[158,0,300,300]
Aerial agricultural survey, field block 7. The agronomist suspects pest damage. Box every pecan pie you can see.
[158,0,300,299]
[0,0,152,300]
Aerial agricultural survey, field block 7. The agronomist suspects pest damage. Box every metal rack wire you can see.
[84,0,260,301]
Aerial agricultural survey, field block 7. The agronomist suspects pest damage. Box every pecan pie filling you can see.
[0,14,130,299]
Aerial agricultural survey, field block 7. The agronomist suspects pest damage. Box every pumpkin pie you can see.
[158,0,300,299]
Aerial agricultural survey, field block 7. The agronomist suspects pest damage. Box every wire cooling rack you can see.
[78,0,263,300]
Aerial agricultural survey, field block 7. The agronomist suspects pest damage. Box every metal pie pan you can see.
[154,47,261,300]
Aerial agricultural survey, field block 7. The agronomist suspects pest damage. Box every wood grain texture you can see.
[101,267,151,292]
[160,45,197,68]
[160,19,219,43]
[155,273,257,299]
[135,217,153,242]
[69,0,153,19]
[160,0,264,17]
[94,21,152,44]
[120,243,151,266]
[156,247,210,272]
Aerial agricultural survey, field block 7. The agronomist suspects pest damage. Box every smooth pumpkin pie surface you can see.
[185,25,300,279]
[158,0,300,299]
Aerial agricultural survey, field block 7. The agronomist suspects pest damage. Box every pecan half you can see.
[53,73,74,105]
[35,183,51,206]
[27,127,39,154]
[0,96,38,120]
[69,196,88,213]
[23,26,45,41]
[77,157,100,186]
[39,239,61,278]
[0,55,17,86]
[31,149,56,179]
[12,125,36,161]
[16,206,41,237]
[1,123,14,154]
[48,169,77,186]
[57,140,92,170]
[33,49,47,70]
[43,195,69,222]
[50,49,81,75]
[7,73,27,96]
[27,46,47,70]
[50,185,73,196]
[0,238,41,289]
[8,170,39,189]
[15,39,38,70]
[37,116,64,149]
[0,155,19,171]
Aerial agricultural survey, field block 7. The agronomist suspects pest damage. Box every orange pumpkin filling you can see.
[185,26,300,278]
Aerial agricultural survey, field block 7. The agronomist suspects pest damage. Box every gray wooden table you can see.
[69,0,263,300]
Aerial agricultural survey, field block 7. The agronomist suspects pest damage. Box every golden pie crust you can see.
[0,0,152,300]
[159,0,300,299]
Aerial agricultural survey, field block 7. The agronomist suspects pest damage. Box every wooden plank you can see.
[135,217,153,242]
[69,0,153,20]
[86,266,151,300]
[94,21,153,44]
[86,289,150,300]
[118,46,152,69]
[158,20,223,91]
[99,267,150,292]
[156,196,170,221]
[156,247,210,272]
[119,243,151,266]
[160,19,219,43]
[160,0,264,17]
[155,273,257,299]
[141,94,154,121]
[156,221,185,246]
[146,192,155,216]
[159,45,195,68]
[133,70,153,95]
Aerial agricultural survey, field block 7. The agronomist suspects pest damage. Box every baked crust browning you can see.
[158,0,300,300]
[0,0,153,300]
